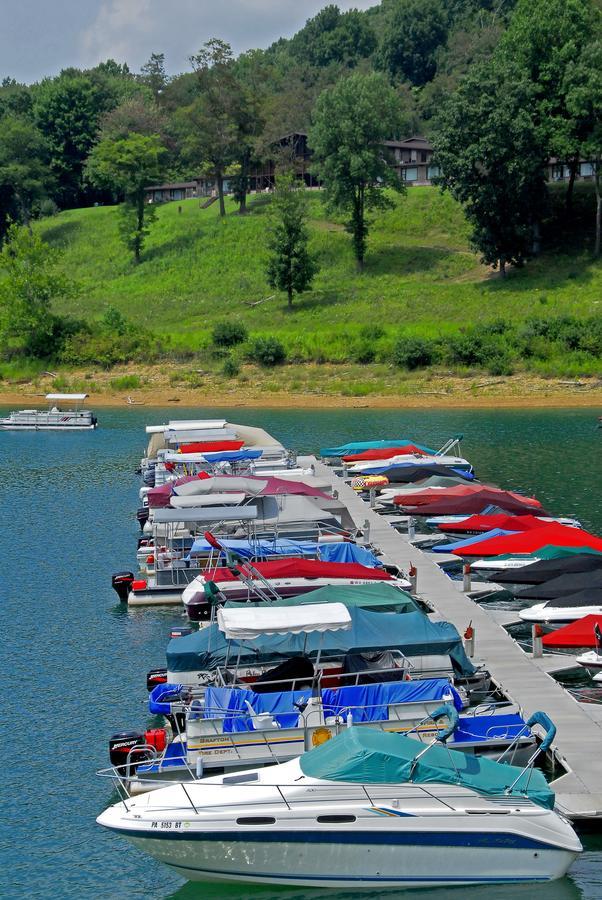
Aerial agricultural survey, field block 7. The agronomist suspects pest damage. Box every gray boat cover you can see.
[166,608,477,676]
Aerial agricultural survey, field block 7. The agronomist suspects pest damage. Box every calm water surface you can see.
[2,406,601,899]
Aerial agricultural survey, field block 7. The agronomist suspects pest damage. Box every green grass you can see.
[37,185,602,359]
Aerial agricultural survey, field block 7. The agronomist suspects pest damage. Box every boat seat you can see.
[244,700,280,730]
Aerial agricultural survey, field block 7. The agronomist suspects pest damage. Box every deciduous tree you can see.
[309,72,404,270]
[85,133,166,262]
[376,0,449,86]
[0,114,52,239]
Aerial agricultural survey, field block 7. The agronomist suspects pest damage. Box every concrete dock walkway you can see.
[308,457,602,821]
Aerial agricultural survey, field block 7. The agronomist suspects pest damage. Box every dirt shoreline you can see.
[2,383,602,409]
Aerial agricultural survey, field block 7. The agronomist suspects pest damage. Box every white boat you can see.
[575,649,602,673]
[519,596,602,625]
[347,453,473,474]
[0,393,97,430]
[97,722,580,888]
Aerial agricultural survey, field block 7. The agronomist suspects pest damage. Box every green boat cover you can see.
[300,727,554,810]
[167,607,477,676]
[493,546,602,563]
[224,582,420,614]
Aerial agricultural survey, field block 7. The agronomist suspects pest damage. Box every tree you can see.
[0,224,76,357]
[499,0,602,213]
[563,40,602,256]
[289,5,377,68]
[85,133,166,262]
[140,53,168,100]
[179,40,248,217]
[377,0,449,86]
[433,58,548,276]
[309,72,405,270]
[266,173,318,309]
[0,114,52,239]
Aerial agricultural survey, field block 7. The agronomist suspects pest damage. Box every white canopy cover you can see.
[217,602,352,640]
[46,393,88,401]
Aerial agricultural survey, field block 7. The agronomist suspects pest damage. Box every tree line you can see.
[0,0,600,281]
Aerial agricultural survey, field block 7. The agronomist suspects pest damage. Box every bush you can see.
[36,198,59,218]
[222,356,241,378]
[248,336,287,367]
[212,320,248,347]
[392,336,436,369]
[353,341,376,364]
[446,331,510,368]
[109,374,142,390]
[486,355,514,376]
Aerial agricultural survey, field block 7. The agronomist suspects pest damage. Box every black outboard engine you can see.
[111,571,134,602]
[136,507,149,530]
[109,731,145,772]
[146,668,167,692]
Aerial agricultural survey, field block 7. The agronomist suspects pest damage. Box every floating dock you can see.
[306,456,602,821]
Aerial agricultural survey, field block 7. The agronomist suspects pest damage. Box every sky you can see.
[1,0,377,84]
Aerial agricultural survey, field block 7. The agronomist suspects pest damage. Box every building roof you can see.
[145,181,199,191]
[384,136,433,150]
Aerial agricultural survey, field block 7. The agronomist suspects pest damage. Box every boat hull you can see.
[106,825,578,888]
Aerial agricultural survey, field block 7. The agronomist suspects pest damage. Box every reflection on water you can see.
[1,406,601,900]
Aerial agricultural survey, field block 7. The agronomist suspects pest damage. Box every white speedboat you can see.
[519,591,602,625]
[347,453,473,474]
[575,650,602,673]
[0,393,97,430]
[97,722,580,888]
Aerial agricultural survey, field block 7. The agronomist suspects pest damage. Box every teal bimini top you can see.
[299,727,554,810]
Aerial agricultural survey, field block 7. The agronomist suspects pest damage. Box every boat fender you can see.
[111,571,134,602]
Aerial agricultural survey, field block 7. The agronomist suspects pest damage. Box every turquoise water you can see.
[2,406,602,899]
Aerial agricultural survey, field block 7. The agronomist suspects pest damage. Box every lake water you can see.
[2,406,602,900]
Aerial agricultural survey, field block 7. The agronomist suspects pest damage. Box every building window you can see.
[404,167,418,182]
[580,162,594,177]
[427,165,440,180]
[420,151,428,163]
[410,150,417,162]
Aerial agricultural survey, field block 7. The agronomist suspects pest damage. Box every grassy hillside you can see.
[37,187,601,365]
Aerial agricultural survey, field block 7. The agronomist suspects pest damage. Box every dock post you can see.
[408,563,417,594]
[463,563,472,593]
[532,624,543,658]
[407,516,415,540]
[363,519,371,543]
[369,488,376,508]
[464,622,475,657]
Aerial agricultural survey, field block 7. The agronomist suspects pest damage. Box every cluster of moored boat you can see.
[97,421,584,888]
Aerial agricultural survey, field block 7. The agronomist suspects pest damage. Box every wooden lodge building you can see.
[145,134,595,204]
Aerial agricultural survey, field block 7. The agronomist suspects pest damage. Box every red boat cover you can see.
[452,525,602,558]
[396,486,543,516]
[179,440,244,453]
[343,445,425,462]
[542,615,602,648]
[205,560,393,583]
[147,473,210,508]
[439,514,552,534]
[187,475,332,500]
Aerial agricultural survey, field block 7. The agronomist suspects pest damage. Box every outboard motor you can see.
[111,571,134,602]
[147,668,167,692]
[109,731,145,772]
[186,597,212,622]
[136,507,149,530]
[170,626,192,639]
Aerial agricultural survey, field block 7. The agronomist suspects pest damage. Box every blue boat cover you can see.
[202,678,464,732]
[432,528,519,554]
[202,450,263,462]
[149,682,185,715]
[321,440,436,457]
[453,713,529,744]
[185,537,319,561]
[166,607,477,677]
[362,464,474,480]
[299,727,554,809]
[317,543,382,567]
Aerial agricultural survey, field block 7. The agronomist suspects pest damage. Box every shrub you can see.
[212,320,248,347]
[222,356,241,378]
[446,331,509,368]
[359,323,385,342]
[109,374,142,390]
[353,341,376,364]
[248,336,287,367]
[486,355,514,376]
[392,336,436,370]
